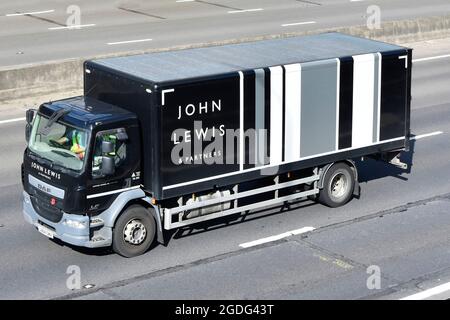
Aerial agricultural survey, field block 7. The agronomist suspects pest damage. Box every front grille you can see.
[31,196,63,223]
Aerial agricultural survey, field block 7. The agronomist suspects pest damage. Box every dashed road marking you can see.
[107,38,153,45]
[239,226,315,248]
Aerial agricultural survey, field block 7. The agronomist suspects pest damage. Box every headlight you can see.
[62,219,87,229]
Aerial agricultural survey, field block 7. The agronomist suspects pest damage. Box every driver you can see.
[55,129,86,160]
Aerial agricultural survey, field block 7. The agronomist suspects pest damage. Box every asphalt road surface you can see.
[0,0,450,67]
[0,36,449,299]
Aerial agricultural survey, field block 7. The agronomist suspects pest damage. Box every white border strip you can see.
[87,186,140,199]
[239,226,315,248]
[162,136,406,190]
[400,281,450,300]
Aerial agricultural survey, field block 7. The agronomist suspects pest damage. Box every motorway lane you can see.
[413,57,450,110]
[72,193,450,300]
[0,0,450,67]
[0,40,449,299]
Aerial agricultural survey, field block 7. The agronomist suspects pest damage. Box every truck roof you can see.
[90,32,407,83]
[41,96,135,128]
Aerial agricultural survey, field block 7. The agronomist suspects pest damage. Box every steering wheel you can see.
[49,139,63,148]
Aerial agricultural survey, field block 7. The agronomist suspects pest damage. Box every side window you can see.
[92,129,127,177]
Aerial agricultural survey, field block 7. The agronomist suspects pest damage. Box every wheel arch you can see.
[318,160,359,196]
[98,188,164,245]
[126,197,164,245]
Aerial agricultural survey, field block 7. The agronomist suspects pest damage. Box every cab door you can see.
[86,124,141,215]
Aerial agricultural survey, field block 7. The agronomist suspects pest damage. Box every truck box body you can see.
[84,32,411,200]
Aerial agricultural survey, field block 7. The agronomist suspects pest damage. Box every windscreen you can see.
[28,114,89,172]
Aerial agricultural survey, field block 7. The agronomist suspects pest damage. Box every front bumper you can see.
[22,191,112,248]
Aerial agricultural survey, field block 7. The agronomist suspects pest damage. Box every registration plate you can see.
[36,224,55,239]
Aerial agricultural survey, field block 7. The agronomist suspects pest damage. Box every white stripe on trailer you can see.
[87,186,140,199]
[376,52,382,142]
[269,66,283,165]
[335,58,340,150]
[284,63,301,161]
[239,71,244,171]
[352,53,375,147]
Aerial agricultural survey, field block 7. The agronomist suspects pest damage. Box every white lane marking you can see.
[0,117,25,125]
[228,8,263,14]
[5,9,54,17]
[48,24,96,30]
[411,131,443,140]
[239,227,315,248]
[412,54,450,63]
[107,38,153,45]
[176,0,195,2]
[400,281,450,300]
[281,21,316,27]
[350,0,365,2]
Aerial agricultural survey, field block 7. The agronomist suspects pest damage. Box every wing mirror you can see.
[26,109,35,124]
[100,156,115,176]
[100,140,115,176]
[25,109,36,143]
[25,124,32,143]
[101,140,115,154]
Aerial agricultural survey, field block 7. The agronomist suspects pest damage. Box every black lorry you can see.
[22,33,412,257]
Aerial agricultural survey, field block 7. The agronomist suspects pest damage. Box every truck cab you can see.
[22,96,146,253]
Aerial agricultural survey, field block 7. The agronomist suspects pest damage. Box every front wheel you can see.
[113,205,156,258]
[318,162,355,208]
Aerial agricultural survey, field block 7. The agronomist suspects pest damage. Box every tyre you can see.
[112,205,156,258]
[318,162,355,208]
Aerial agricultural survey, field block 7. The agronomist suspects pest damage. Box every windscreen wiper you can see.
[39,108,70,135]
[51,150,77,158]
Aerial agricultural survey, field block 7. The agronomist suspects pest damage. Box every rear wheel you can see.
[113,205,156,258]
[318,163,355,208]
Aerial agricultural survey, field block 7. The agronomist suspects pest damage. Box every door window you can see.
[92,129,127,177]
